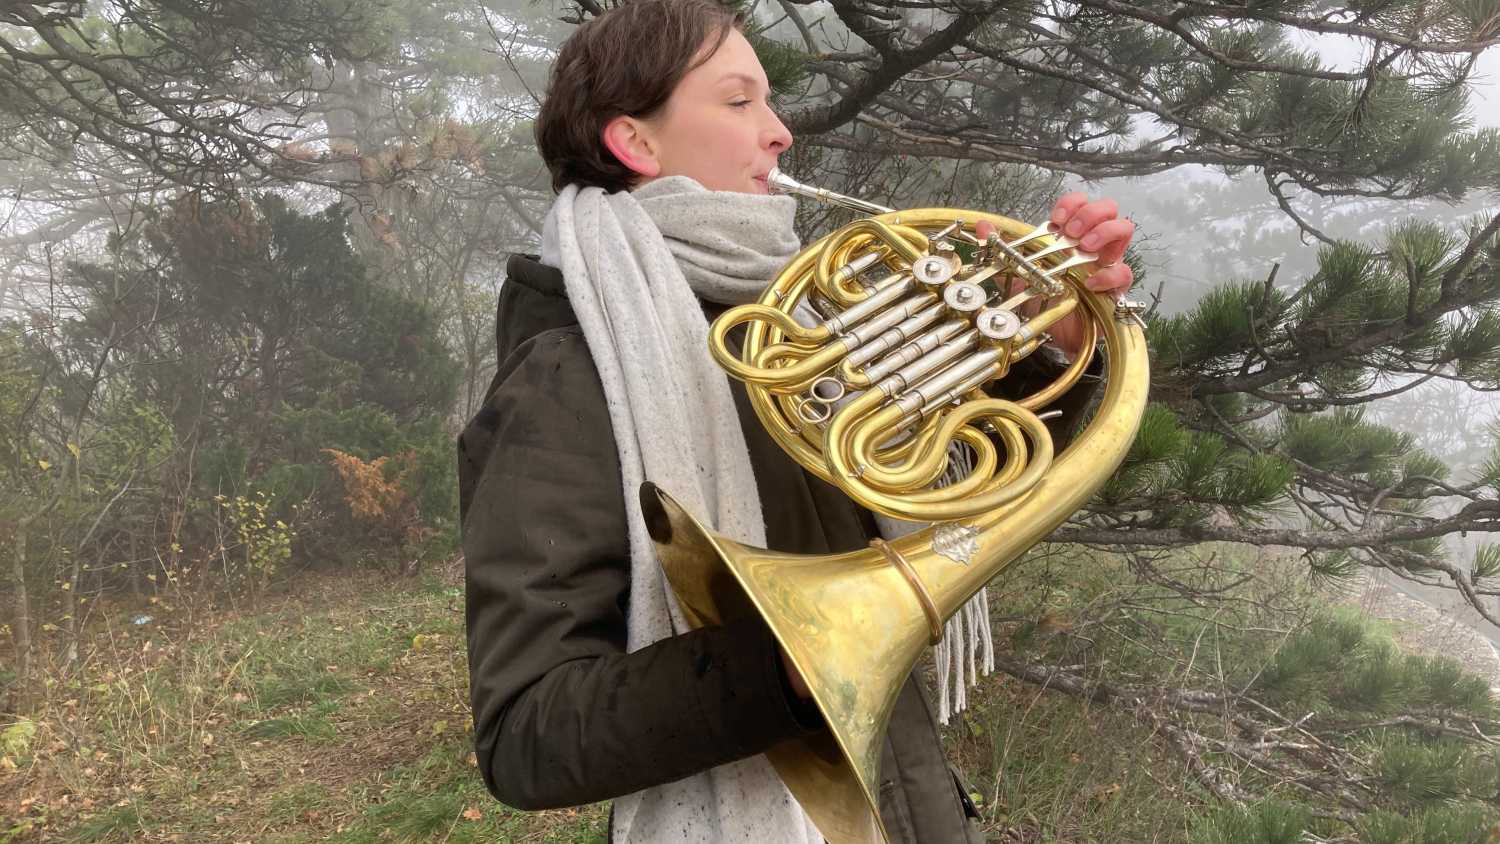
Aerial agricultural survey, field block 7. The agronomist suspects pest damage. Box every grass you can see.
[0,554,1218,842]
[0,572,608,842]
[4,542,1435,842]
[935,546,1261,843]
[950,678,1206,842]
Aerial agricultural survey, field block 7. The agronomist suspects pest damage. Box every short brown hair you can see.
[535,0,744,194]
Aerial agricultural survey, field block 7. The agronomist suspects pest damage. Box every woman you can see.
[459,2,1136,841]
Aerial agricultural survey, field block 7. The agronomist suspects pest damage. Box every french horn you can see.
[639,168,1150,843]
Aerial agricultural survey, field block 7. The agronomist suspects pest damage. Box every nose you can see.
[763,106,793,153]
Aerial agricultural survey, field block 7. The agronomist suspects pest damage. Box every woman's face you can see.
[621,29,793,195]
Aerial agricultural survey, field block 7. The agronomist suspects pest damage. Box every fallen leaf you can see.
[462,807,483,821]
[1088,782,1121,803]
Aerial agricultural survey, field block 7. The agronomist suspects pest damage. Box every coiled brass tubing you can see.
[716,209,1097,520]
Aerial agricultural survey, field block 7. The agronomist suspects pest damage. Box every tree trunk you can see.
[9,519,34,713]
[61,541,81,672]
[129,527,142,598]
[320,58,401,281]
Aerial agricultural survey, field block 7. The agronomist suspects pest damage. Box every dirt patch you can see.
[434,552,465,588]
[1339,571,1500,685]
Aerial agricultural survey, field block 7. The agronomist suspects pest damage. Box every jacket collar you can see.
[505,253,565,298]
[504,251,730,320]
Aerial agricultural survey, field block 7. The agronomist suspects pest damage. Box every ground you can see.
[2,550,1205,842]
[0,567,607,843]
[10,547,1436,842]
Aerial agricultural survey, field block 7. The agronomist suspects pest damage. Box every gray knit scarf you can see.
[540,174,994,841]
[542,175,821,843]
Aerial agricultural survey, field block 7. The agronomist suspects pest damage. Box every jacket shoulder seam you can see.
[493,325,590,388]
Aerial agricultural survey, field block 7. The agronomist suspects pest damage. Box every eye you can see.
[730,100,753,109]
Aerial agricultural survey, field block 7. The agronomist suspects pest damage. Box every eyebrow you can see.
[717,72,766,92]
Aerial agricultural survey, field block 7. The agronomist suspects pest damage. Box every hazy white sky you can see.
[1303,33,1500,129]
[1081,37,1500,318]
[1470,50,1500,127]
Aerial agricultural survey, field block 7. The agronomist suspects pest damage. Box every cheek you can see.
[699,121,745,154]
[720,123,762,167]
[653,110,762,189]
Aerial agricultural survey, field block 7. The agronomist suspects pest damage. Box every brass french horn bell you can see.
[640,167,1151,843]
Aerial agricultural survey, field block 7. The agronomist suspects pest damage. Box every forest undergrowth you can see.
[2,545,1497,843]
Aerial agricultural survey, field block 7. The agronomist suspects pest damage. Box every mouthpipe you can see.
[766,167,895,216]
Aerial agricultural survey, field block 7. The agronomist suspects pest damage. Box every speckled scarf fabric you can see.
[540,175,822,843]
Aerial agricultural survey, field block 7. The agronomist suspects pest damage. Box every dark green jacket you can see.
[460,254,999,842]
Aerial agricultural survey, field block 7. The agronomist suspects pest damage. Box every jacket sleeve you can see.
[459,327,821,811]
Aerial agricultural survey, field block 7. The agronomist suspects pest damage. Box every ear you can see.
[601,116,661,181]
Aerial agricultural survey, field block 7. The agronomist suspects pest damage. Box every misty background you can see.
[3,0,1498,649]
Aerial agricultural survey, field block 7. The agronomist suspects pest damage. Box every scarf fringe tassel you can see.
[929,442,995,725]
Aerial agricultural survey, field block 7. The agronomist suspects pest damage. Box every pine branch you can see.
[1244,371,1443,409]
[1054,508,1500,553]
[1265,171,1337,247]
[784,2,997,135]
[775,0,820,54]
[1314,714,1500,745]
[806,119,1220,179]
[1442,211,1500,299]
[1158,1,1500,54]
[957,37,1339,181]
[1187,265,1495,397]
[1072,0,1376,82]
[1146,708,1255,805]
